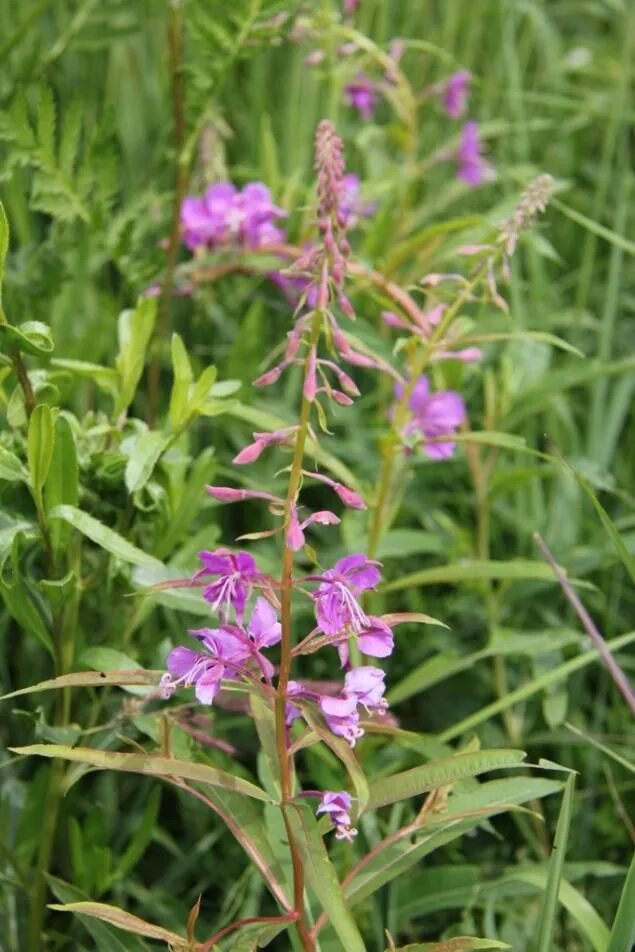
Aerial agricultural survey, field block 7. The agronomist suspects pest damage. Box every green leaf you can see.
[367,748,526,809]
[286,803,367,951]
[392,939,510,951]
[48,505,161,567]
[115,298,157,415]
[383,559,560,593]
[11,744,271,801]
[46,877,146,952]
[440,630,635,742]
[607,852,635,952]
[27,403,56,504]
[44,414,78,554]
[108,787,161,884]
[0,533,55,658]
[0,200,8,296]
[169,332,193,430]
[0,320,54,355]
[0,445,29,483]
[47,900,188,949]
[515,868,609,952]
[51,358,119,394]
[124,429,169,494]
[0,668,162,701]
[536,772,576,952]
[346,777,563,908]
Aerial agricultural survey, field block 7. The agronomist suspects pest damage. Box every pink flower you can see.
[441,70,471,118]
[179,180,286,253]
[161,625,250,705]
[457,121,488,187]
[395,376,466,459]
[337,615,395,666]
[317,790,357,841]
[311,554,381,636]
[344,666,387,713]
[319,694,364,747]
[195,549,262,622]
[344,73,377,120]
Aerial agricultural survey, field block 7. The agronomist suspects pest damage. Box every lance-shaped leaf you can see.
[123,429,170,493]
[115,298,156,415]
[10,744,270,801]
[0,446,29,483]
[285,803,367,951]
[536,772,576,952]
[48,505,161,567]
[346,776,563,908]
[28,404,56,507]
[169,332,194,430]
[0,668,162,701]
[383,559,562,593]
[390,939,510,951]
[367,748,526,809]
[45,413,78,554]
[48,901,188,950]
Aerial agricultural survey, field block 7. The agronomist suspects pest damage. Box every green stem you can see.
[273,313,321,952]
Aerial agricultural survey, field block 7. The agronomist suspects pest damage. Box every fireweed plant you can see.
[4,117,565,947]
[149,124,555,948]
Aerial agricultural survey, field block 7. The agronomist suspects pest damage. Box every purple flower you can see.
[180,181,286,253]
[339,174,375,229]
[441,70,471,119]
[395,376,466,459]
[161,625,250,705]
[317,790,357,841]
[345,666,387,713]
[195,549,262,622]
[312,554,382,636]
[457,121,488,188]
[319,694,364,747]
[345,73,377,120]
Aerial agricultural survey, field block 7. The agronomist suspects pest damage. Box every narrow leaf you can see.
[383,559,561,593]
[48,901,188,949]
[28,403,56,502]
[1,668,161,701]
[536,772,576,952]
[48,505,161,567]
[367,749,526,809]
[286,804,367,951]
[11,744,270,801]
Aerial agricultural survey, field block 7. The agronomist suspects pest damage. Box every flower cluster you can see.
[180,181,286,251]
[160,595,280,704]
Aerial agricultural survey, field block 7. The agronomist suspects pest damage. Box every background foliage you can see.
[0,1,633,950]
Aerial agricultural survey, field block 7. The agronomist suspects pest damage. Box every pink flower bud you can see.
[332,390,354,406]
[253,362,286,387]
[337,292,355,319]
[287,505,305,551]
[333,482,366,510]
[304,347,317,402]
[233,439,266,465]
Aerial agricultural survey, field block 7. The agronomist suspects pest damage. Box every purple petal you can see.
[248,597,281,648]
[407,375,431,414]
[195,666,223,704]
[198,550,232,575]
[422,391,466,430]
[167,646,200,678]
[358,627,394,658]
